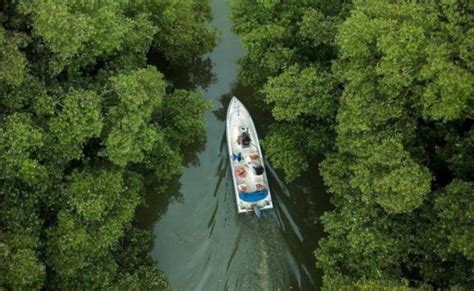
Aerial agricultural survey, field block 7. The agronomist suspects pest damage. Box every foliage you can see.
[262,65,337,123]
[49,90,103,162]
[433,180,474,260]
[348,138,431,214]
[135,0,217,66]
[0,27,27,86]
[0,0,215,289]
[23,1,133,73]
[103,67,166,167]
[0,113,46,186]
[159,89,211,149]
[319,0,473,289]
[0,232,45,290]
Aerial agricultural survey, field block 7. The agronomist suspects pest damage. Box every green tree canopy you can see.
[231,0,473,289]
[0,0,216,289]
[321,0,473,288]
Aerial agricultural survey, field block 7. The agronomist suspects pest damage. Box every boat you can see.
[226,97,273,217]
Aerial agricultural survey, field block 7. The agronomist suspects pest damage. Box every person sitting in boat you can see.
[235,166,247,178]
[237,129,251,147]
[252,164,264,175]
[238,184,248,193]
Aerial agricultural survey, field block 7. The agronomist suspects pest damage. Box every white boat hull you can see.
[226,97,273,213]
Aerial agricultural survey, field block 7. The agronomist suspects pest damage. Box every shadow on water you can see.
[147,48,216,91]
[135,177,184,231]
[181,139,207,168]
[135,122,209,232]
[136,105,208,230]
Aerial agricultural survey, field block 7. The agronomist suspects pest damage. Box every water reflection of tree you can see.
[135,176,183,231]
[134,121,207,232]
[134,138,206,256]
[181,140,206,167]
[135,128,207,230]
[135,51,214,235]
[148,48,216,91]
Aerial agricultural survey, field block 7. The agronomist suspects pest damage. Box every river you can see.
[137,1,331,290]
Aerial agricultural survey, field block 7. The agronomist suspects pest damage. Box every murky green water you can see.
[137,1,331,290]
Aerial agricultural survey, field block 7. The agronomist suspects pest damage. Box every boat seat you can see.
[242,147,257,156]
[249,153,260,161]
[255,182,266,191]
[238,183,248,192]
[246,179,265,192]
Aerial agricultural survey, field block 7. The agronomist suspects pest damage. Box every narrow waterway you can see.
[137,1,331,290]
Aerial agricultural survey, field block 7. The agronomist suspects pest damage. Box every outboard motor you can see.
[253,205,261,219]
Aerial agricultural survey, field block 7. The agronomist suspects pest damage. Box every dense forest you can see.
[0,1,215,289]
[230,0,473,289]
[1,0,472,289]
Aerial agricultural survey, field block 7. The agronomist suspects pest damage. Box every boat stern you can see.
[237,195,273,214]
